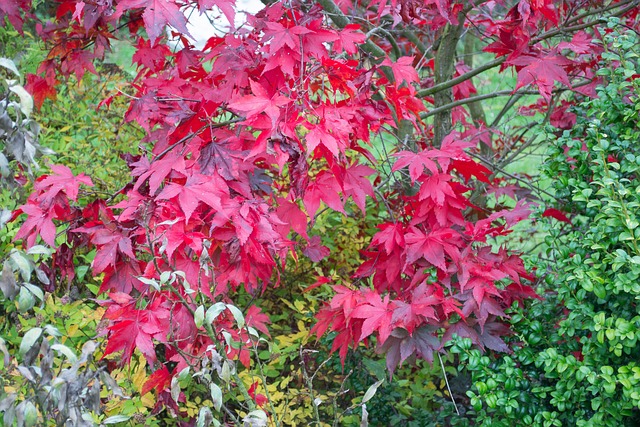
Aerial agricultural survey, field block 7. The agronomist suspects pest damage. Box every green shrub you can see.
[464,22,640,427]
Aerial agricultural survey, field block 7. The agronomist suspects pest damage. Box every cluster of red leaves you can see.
[312,133,537,373]
[7,0,635,408]
[13,0,387,401]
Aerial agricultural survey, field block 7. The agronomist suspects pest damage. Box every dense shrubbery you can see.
[464,23,640,427]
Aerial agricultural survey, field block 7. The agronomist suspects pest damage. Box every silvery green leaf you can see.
[194,305,205,328]
[360,403,369,427]
[220,360,232,382]
[79,340,98,364]
[171,377,180,403]
[9,85,33,117]
[51,344,77,363]
[210,383,222,412]
[246,326,259,339]
[0,262,18,300]
[221,331,233,348]
[34,268,50,286]
[243,409,268,426]
[0,393,17,411]
[100,371,129,399]
[362,379,384,404]
[43,324,61,337]
[0,337,10,366]
[0,153,9,178]
[196,407,213,427]
[137,276,160,291]
[17,366,36,383]
[226,304,245,329]
[0,58,20,76]
[26,245,52,256]
[2,402,15,427]
[160,271,171,284]
[103,415,131,424]
[177,367,190,381]
[0,209,11,229]
[9,251,32,282]
[19,328,42,356]
[23,283,44,302]
[17,286,35,312]
[22,401,37,427]
[205,302,226,324]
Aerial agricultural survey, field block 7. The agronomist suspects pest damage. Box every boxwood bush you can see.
[460,22,640,427]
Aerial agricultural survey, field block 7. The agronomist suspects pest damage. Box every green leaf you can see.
[9,84,33,117]
[194,305,205,328]
[9,251,32,282]
[17,286,36,312]
[362,379,384,404]
[196,407,214,427]
[51,344,78,363]
[19,328,43,356]
[103,415,132,424]
[0,58,20,76]
[26,245,52,256]
[205,302,226,324]
[226,304,245,329]
[210,383,223,412]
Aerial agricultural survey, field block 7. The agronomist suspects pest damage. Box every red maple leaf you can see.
[557,31,594,55]
[341,163,375,214]
[76,226,136,274]
[14,201,58,247]
[228,80,291,125]
[133,153,186,195]
[275,198,309,239]
[404,226,461,269]
[198,0,235,26]
[132,38,171,72]
[334,24,365,55]
[25,74,57,109]
[156,173,228,223]
[142,366,172,395]
[451,158,492,184]
[303,235,330,262]
[116,0,190,44]
[381,56,419,88]
[263,21,311,53]
[508,52,573,101]
[246,305,271,337]
[542,208,571,223]
[34,164,93,205]
[371,223,405,255]
[351,291,393,343]
[303,171,345,219]
[0,0,29,32]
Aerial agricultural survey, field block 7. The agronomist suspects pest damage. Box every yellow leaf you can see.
[140,393,156,408]
[131,355,148,391]
[66,323,79,338]
[293,300,306,313]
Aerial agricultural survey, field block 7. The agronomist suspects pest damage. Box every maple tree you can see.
[3,0,640,423]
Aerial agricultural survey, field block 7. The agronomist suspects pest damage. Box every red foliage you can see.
[7,0,635,404]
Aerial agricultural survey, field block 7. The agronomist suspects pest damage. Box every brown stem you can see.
[433,15,465,146]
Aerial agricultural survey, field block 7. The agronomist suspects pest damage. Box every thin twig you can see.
[438,353,459,416]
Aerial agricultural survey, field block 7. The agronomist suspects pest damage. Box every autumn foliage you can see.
[3,0,639,419]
